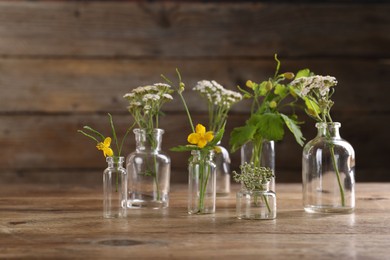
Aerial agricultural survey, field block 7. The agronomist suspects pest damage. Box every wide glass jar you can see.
[188,150,216,214]
[103,156,127,218]
[126,128,171,209]
[236,183,276,220]
[302,122,355,213]
[241,139,275,192]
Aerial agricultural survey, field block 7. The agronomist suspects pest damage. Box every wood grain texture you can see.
[0,58,389,113]
[0,2,389,57]
[0,183,389,259]
[0,0,389,183]
[0,113,387,183]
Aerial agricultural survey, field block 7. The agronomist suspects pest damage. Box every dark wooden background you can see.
[0,0,389,185]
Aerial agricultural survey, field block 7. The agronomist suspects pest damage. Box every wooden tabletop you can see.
[1,183,389,259]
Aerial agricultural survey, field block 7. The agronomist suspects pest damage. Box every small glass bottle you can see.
[215,144,231,196]
[236,182,276,220]
[302,122,355,213]
[241,140,275,192]
[188,150,216,214]
[103,156,127,218]
[126,128,171,209]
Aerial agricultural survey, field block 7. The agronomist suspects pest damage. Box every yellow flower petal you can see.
[204,131,214,142]
[197,139,207,149]
[187,124,214,149]
[104,147,114,157]
[103,137,111,146]
[187,133,200,144]
[195,124,206,135]
[96,137,114,157]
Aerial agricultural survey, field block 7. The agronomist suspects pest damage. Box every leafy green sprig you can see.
[78,113,134,158]
[229,55,305,156]
[162,69,225,153]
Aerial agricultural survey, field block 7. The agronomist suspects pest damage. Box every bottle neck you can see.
[316,122,341,139]
[106,156,124,168]
[134,128,164,152]
[191,150,215,162]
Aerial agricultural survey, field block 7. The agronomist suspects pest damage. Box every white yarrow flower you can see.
[163,93,173,100]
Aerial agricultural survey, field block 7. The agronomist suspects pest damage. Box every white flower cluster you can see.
[123,83,173,113]
[291,75,337,97]
[193,80,242,108]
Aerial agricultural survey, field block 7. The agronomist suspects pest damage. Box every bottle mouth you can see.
[106,156,124,163]
[315,122,341,128]
[133,128,165,135]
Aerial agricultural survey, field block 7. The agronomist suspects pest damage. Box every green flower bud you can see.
[179,82,185,93]
[246,80,254,89]
[266,80,273,91]
[269,101,277,109]
[283,72,295,80]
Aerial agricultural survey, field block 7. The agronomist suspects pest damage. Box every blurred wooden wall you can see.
[0,0,389,185]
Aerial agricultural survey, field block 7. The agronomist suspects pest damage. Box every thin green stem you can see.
[330,144,346,207]
[153,153,160,201]
[252,137,263,168]
[181,92,195,132]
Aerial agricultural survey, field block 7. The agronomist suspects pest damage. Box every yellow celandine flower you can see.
[96,137,114,157]
[187,124,214,149]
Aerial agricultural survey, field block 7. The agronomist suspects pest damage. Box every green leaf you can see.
[304,97,321,117]
[108,113,119,153]
[77,130,100,143]
[255,113,284,141]
[247,114,262,126]
[280,114,305,146]
[82,126,105,141]
[208,125,225,147]
[274,84,287,97]
[229,124,257,153]
[258,81,268,96]
[295,69,311,79]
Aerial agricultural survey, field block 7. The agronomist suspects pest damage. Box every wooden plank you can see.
[0,183,389,259]
[0,114,387,183]
[0,2,388,57]
[0,58,389,113]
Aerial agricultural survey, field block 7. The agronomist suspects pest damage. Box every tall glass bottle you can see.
[241,140,275,192]
[215,144,231,195]
[126,128,171,209]
[302,122,355,213]
[103,156,127,218]
[188,150,216,214]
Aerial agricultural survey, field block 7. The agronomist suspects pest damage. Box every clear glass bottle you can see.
[302,122,355,213]
[188,150,216,214]
[241,140,275,192]
[103,156,127,218]
[126,128,171,209]
[236,183,276,220]
[215,144,231,196]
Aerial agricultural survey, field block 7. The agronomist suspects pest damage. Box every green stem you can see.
[114,157,119,193]
[252,137,263,168]
[330,144,345,207]
[263,194,271,213]
[198,151,211,213]
[253,191,271,213]
[179,92,195,132]
[153,153,160,201]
